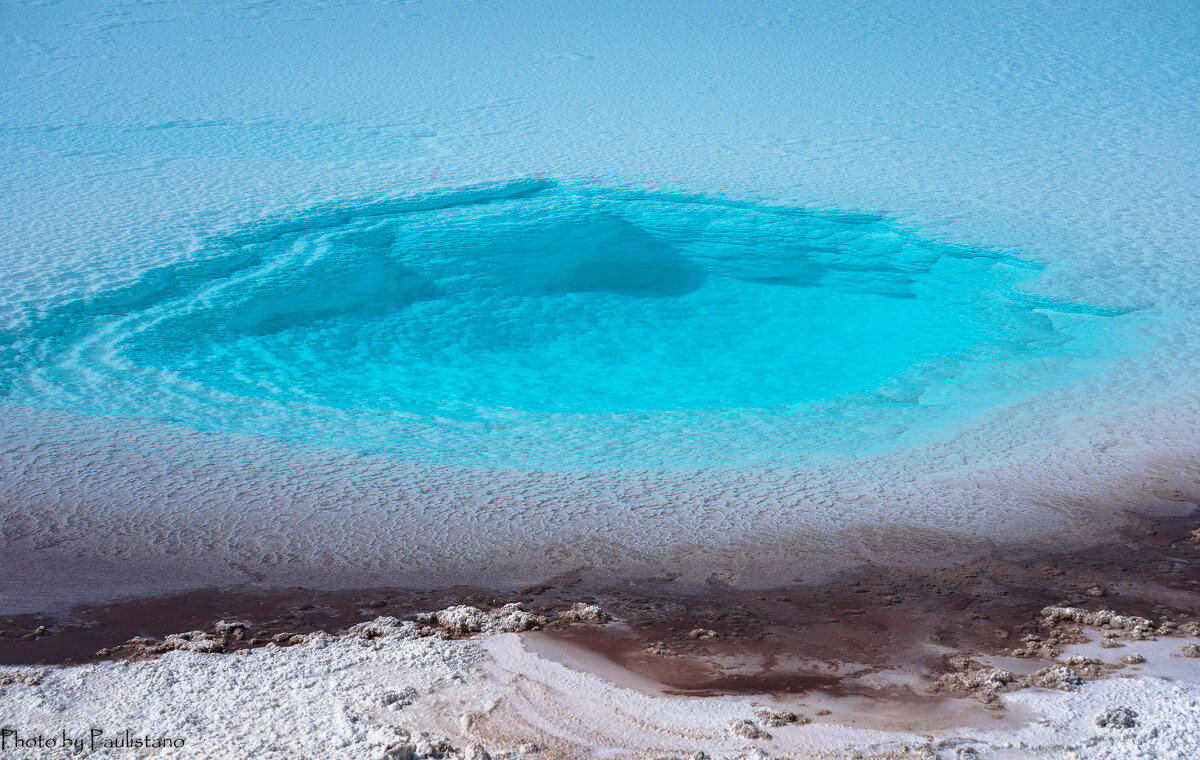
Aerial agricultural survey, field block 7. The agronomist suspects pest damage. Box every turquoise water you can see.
[4,183,1120,468]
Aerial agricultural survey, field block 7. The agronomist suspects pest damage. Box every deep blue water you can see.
[2,183,1120,468]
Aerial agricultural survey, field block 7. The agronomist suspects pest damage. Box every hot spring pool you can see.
[4,182,1121,469]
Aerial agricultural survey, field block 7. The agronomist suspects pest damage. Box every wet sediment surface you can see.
[3,505,1198,703]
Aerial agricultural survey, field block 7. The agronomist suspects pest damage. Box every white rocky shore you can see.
[1,604,1198,759]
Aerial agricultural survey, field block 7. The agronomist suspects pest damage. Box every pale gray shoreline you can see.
[4,401,1200,615]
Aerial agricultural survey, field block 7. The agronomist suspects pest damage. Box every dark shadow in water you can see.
[534,215,706,299]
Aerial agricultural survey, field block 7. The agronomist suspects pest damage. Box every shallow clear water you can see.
[1,0,1195,610]
[3,183,1119,468]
